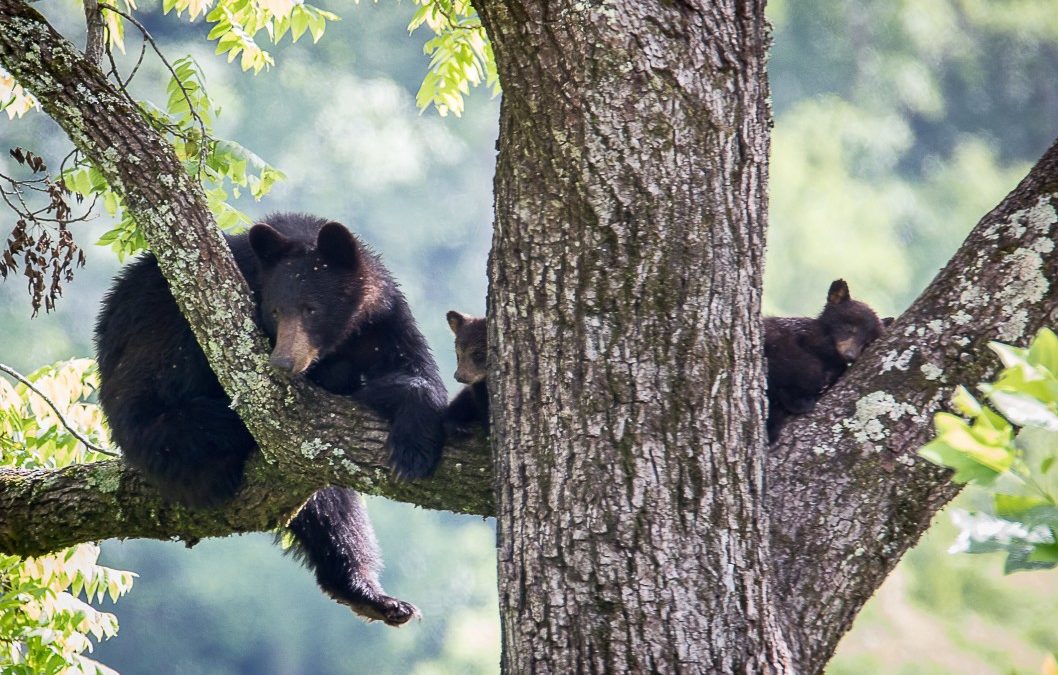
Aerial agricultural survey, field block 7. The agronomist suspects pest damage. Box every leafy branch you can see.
[920,328,1058,572]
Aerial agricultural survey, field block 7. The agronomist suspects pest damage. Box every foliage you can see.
[920,329,1058,573]
[0,360,135,674]
[60,56,285,260]
[0,68,37,119]
[409,0,498,116]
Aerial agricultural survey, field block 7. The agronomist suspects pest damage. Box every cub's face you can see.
[819,279,885,362]
[446,311,487,385]
[250,221,365,376]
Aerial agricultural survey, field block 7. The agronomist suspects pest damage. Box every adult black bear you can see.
[443,311,488,433]
[95,213,447,625]
[764,279,886,442]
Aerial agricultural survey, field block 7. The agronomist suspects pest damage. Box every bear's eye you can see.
[271,308,279,318]
[303,305,318,316]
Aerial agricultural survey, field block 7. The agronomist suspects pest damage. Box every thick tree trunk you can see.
[474,1,791,671]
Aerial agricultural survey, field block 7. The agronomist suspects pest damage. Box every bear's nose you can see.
[270,353,295,373]
[454,370,469,384]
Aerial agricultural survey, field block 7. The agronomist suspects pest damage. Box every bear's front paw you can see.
[345,594,421,627]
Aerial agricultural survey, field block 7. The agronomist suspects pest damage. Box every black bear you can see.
[443,311,488,433]
[95,212,447,625]
[764,279,886,442]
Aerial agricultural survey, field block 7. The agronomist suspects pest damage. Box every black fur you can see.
[764,279,885,442]
[443,311,489,433]
[95,212,446,624]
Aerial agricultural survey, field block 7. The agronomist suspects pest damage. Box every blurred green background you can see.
[2,0,1057,672]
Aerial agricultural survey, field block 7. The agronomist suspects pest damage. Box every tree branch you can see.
[0,0,492,558]
[770,137,1058,671]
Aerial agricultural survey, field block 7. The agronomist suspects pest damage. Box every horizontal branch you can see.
[0,420,492,557]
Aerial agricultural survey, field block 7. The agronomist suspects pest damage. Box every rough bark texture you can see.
[473,1,790,672]
[3,0,1058,671]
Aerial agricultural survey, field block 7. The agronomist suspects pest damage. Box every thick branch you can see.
[0,0,492,557]
[771,137,1058,671]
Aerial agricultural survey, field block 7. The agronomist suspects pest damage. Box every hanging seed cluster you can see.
[1,148,87,315]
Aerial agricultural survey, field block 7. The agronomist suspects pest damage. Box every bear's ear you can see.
[317,222,359,268]
[827,279,850,305]
[447,310,468,334]
[249,223,293,267]
[882,316,895,328]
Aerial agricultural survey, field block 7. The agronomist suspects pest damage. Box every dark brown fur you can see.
[764,279,886,442]
[444,311,489,433]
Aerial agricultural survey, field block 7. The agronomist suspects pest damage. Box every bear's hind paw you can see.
[343,594,421,627]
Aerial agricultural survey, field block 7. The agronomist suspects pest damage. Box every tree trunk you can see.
[474,1,791,671]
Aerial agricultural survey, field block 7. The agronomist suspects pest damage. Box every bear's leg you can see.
[287,487,419,626]
[443,385,484,436]
[354,372,447,479]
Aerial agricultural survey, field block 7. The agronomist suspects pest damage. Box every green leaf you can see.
[1029,328,1058,375]
[989,390,1058,431]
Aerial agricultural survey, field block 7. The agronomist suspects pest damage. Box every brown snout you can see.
[835,338,862,362]
[270,319,319,376]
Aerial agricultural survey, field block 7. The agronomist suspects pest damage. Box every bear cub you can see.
[444,311,489,433]
[95,213,447,625]
[764,279,888,442]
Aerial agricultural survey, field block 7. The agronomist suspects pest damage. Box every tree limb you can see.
[770,137,1058,671]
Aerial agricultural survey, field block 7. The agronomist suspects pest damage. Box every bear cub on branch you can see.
[764,279,890,442]
[444,311,489,433]
[95,212,447,625]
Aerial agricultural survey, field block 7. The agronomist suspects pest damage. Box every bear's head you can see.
[818,279,885,362]
[446,311,486,385]
[249,220,378,375]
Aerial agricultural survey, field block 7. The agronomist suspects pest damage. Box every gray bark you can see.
[769,141,1058,672]
[473,0,792,671]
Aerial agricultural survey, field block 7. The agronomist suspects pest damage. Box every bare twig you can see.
[97,3,211,176]
[0,362,119,457]
[83,0,104,65]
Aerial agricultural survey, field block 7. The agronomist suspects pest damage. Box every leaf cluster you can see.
[163,0,338,73]
[62,57,285,260]
[0,360,134,674]
[920,329,1058,572]
[410,0,498,116]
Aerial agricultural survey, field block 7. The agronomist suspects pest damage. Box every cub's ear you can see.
[882,316,895,328]
[447,310,469,334]
[317,221,359,268]
[249,223,293,267]
[827,279,850,305]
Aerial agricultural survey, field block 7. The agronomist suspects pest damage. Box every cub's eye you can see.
[303,305,318,316]
[271,308,279,318]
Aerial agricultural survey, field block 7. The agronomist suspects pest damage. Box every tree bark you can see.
[3,0,1058,671]
[474,1,791,672]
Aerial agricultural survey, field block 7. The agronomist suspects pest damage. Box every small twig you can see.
[0,362,119,457]
[83,0,105,65]
[97,2,210,177]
